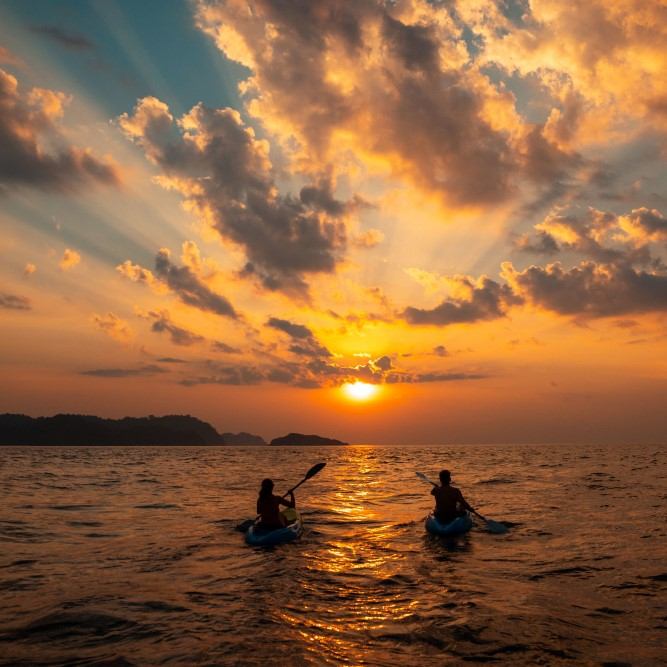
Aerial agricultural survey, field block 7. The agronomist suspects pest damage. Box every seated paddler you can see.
[431,469,475,523]
[257,478,295,529]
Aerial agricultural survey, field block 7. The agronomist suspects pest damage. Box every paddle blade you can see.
[305,462,326,480]
[236,519,255,533]
[484,519,508,534]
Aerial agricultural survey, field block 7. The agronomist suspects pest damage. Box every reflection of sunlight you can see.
[270,445,425,664]
[342,381,379,401]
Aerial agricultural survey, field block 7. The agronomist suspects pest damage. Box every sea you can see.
[0,443,665,666]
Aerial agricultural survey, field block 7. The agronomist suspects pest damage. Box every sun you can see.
[342,381,379,401]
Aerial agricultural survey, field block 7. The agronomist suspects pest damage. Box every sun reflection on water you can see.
[275,446,424,663]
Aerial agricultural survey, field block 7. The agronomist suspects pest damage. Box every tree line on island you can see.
[0,414,347,446]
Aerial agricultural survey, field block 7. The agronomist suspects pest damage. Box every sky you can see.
[1,0,666,444]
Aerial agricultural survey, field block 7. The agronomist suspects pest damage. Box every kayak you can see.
[425,511,473,537]
[245,507,303,547]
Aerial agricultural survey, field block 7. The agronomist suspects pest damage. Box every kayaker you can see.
[431,469,475,523]
[257,478,295,529]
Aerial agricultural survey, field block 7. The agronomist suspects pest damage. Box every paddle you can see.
[416,471,508,534]
[236,462,327,532]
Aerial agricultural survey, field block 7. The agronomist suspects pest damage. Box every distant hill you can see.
[220,432,266,445]
[0,414,265,446]
[270,432,348,446]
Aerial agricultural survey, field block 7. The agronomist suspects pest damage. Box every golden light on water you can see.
[342,381,379,401]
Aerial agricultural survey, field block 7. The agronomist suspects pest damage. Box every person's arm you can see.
[430,486,437,496]
[278,491,296,508]
[457,489,475,513]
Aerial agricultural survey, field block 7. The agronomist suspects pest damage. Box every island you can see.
[0,414,266,446]
[220,431,266,445]
[270,432,348,446]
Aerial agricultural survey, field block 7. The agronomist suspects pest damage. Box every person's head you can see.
[439,469,451,485]
[260,478,274,497]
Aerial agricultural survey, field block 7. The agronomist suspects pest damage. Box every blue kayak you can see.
[425,511,473,537]
[245,507,303,547]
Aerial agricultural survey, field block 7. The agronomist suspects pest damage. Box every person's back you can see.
[431,469,473,523]
[256,478,295,529]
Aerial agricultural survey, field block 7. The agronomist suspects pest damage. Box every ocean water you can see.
[0,443,665,666]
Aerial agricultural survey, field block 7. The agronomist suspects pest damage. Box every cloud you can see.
[352,229,384,248]
[502,261,667,317]
[30,25,95,51]
[385,371,487,383]
[194,0,531,209]
[23,263,37,277]
[266,317,312,340]
[178,354,484,389]
[469,0,667,138]
[180,362,265,386]
[59,248,81,271]
[0,47,22,66]
[405,268,451,294]
[92,312,133,343]
[433,345,449,357]
[81,364,168,378]
[372,355,392,371]
[145,310,205,346]
[0,292,31,310]
[617,208,667,245]
[116,260,160,288]
[515,206,666,269]
[154,248,237,318]
[119,97,352,293]
[404,275,520,326]
[266,316,332,357]
[117,245,237,318]
[0,68,119,192]
[515,230,560,255]
[211,341,241,354]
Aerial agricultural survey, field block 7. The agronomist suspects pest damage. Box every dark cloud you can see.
[0,292,31,310]
[385,371,487,383]
[30,25,95,51]
[521,125,582,184]
[404,277,520,326]
[515,230,560,255]
[0,68,119,192]
[81,364,167,378]
[504,261,667,317]
[211,341,241,354]
[156,357,186,363]
[266,317,331,357]
[433,345,449,357]
[181,364,264,386]
[147,311,205,346]
[154,249,237,318]
[372,355,392,371]
[266,317,313,339]
[119,99,350,293]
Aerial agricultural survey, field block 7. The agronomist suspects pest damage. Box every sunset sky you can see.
[1,0,666,444]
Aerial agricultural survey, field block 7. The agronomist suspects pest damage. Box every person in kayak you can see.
[257,478,295,530]
[431,469,475,523]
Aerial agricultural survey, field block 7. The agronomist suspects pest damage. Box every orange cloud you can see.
[92,312,133,343]
[59,248,81,271]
